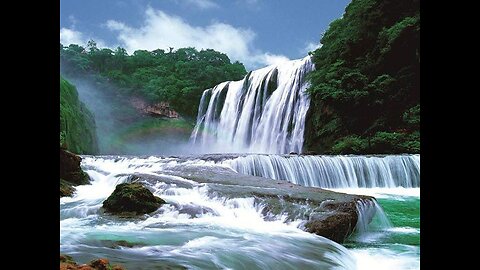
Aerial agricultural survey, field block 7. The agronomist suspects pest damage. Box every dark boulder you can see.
[60,179,75,197]
[60,148,90,185]
[304,201,360,243]
[103,183,166,215]
[60,254,125,270]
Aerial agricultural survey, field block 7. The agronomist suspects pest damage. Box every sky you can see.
[60,0,351,70]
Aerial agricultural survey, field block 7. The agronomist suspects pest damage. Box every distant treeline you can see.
[60,43,247,118]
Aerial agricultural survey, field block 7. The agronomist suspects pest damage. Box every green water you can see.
[345,194,420,269]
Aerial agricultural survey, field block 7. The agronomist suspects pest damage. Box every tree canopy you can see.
[60,44,247,118]
[305,0,420,154]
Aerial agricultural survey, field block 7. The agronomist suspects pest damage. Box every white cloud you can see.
[60,27,107,48]
[60,28,84,46]
[301,42,322,55]
[257,53,290,66]
[106,7,288,70]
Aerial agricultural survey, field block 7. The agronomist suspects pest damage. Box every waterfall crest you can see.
[224,154,420,188]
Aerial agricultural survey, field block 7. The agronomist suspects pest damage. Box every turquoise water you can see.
[338,189,420,270]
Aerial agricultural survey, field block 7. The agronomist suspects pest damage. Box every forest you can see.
[305,0,420,154]
[60,44,247,118]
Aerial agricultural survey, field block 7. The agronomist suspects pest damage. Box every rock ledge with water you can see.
[135,164,375,243]
[103,183,166,215]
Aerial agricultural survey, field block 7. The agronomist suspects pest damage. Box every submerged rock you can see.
[103,183,166,215]
[100,239,143,249]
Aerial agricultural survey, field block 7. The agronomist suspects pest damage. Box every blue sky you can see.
[60,0,351,70]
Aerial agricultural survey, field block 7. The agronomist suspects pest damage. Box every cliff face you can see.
[60,76,99,154]
[60,148,91,197]
[130,97,180,118]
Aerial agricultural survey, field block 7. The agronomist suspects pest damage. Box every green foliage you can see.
[330,131,419,155]
[331,135,369,154]
[403,104,420,127]
[305,0,419,154]
[60,45,247,118]
[60,76,99,154]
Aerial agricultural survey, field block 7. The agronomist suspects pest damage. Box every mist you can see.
[61,72,206,156]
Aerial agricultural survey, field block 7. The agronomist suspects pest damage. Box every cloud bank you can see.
[106,7,288,69]
[60,7,290,69]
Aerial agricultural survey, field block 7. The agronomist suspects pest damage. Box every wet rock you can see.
[304,201,360,243]
[103,183,166,215]
[177,203,216,217]
[60,254,76,264]
[88,259,110,270]
[100,239,143,248]
[60,179,75,197]
[60,148,90,185]
[164,164,374,244]
[60,254,125,270]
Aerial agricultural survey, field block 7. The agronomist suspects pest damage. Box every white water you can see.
[224,154,420,188]
[60,155,420,269]
[354,199,392,239]
[61,156,357,269]
[190,56,315,154]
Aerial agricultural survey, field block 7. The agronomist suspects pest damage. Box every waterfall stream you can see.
[191,56,314,154]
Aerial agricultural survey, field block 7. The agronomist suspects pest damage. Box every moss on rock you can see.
[103,183,166,215]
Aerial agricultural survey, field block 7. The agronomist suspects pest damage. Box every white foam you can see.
[353,246,420,270]
[388,227,420,234]
[328,187,420,198]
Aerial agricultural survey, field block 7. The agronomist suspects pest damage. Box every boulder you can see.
[60,179,75,197]
[304,201,359,243]
[103,183,166,215]
[60,148,90,185]
[60,254,125,270]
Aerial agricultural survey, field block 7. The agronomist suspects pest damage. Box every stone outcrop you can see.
[60,148,90,185]
[304,201,360,243]
[102,183,166,215]
[60,254,125,270]
[127,163,375,244]
[130,97,179,118]
[60,148,90,197]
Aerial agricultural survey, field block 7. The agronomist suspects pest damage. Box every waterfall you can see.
[190,56,315,154]
[223,154,420,188]
[355,199,392,234]
[353,199,392,243]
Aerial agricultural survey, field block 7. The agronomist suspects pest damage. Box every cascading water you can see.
[354,199,392,237]
[190,56,315,154]
[61,156,357,269]
[223,154,420,188]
